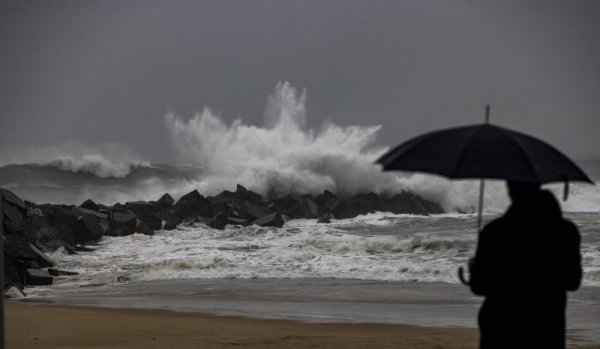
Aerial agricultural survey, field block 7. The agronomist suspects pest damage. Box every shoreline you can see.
[7,302,600,349]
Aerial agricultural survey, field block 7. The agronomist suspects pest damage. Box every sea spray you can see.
[165,82,400,198]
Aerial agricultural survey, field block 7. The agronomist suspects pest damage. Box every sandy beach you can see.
[5,302,600,349]
[7,302,476,349]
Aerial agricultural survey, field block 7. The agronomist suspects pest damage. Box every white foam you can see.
[43,211,600,288]
[47,217,478,286]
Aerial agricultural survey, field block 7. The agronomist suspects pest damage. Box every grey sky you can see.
[1,0,599,162]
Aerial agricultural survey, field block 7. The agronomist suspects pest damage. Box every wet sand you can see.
[7,302,476,349]
[6,303,600,349]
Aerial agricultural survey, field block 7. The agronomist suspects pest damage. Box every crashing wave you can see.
[0,141,150,178]
[166,82,403,199]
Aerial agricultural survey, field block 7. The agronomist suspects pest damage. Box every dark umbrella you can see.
[377,122,592,186]
[375,106,593,283]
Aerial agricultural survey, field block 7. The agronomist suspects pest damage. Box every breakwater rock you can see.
[1,186,443,292]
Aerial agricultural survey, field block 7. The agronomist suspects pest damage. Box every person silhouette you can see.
[468,181,582,349]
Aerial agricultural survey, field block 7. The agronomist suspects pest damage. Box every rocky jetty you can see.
[1,186,443,293]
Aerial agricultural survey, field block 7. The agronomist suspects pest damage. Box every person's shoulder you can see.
[561,218,576,228]
[561,218,580,236]
[480,217,506,235]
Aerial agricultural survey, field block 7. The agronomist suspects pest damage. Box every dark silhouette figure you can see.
[469,181,582,349]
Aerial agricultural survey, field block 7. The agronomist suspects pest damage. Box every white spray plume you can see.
[164,82,529,213]
[166,82,401,198]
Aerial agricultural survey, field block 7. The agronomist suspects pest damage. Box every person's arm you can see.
[469,225,494,296]
[562,220,582,291]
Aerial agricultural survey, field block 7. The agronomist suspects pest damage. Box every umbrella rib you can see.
[501,130,541,183]
[450,127,478,179]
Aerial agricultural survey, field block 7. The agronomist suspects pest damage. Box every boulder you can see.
[23,217,62,251]
[2,201,23,233]
[71,214,104,244]
[243,201,272,221]
[235,184,263,203]
[3,257,26,288]
[252,212,284,228]
[25,269,53,286]
[181,214,207,226]
[57,227,77,246]
[235,184,248,196]
[207,212,227,230]
[333,193,382,219]
[98,218,110,235]
[28,244,54,268]
[226,217,249,226]
[135,219,155,236]
[247,190,263,204]
[300,195,319,218]
[229,200,247,219]
[112,202,126,211]
[173,190,211,219]
[47,268,79,276]
[80,199,100,211]
[24,201,46,222]
[211,190,237,203]
[316,190,338,211]
[52,206,79,229]
[163,211,183,230]
[59,242,78,255]
[273,195,304,219]
[39,204,57,224]
[383,192,444,215]
[75,207,96,218]
[156,193,175,208]
[209,201,232,218]
[0,188,25,209]
[3,235,39,261]
[107,211,137,236]
[125,201,162,230]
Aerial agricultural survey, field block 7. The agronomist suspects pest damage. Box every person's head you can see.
[506,180,541,202]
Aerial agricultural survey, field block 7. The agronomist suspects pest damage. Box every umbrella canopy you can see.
[376,123,593,185]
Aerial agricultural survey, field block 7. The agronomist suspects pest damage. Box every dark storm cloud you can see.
[1,0,599,162]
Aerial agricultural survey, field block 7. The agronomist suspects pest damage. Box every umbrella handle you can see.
[458,266,470,285]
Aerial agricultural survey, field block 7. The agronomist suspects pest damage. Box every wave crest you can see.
[0,141,149,178]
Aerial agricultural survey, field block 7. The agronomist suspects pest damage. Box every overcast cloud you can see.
[1,0,599,162]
